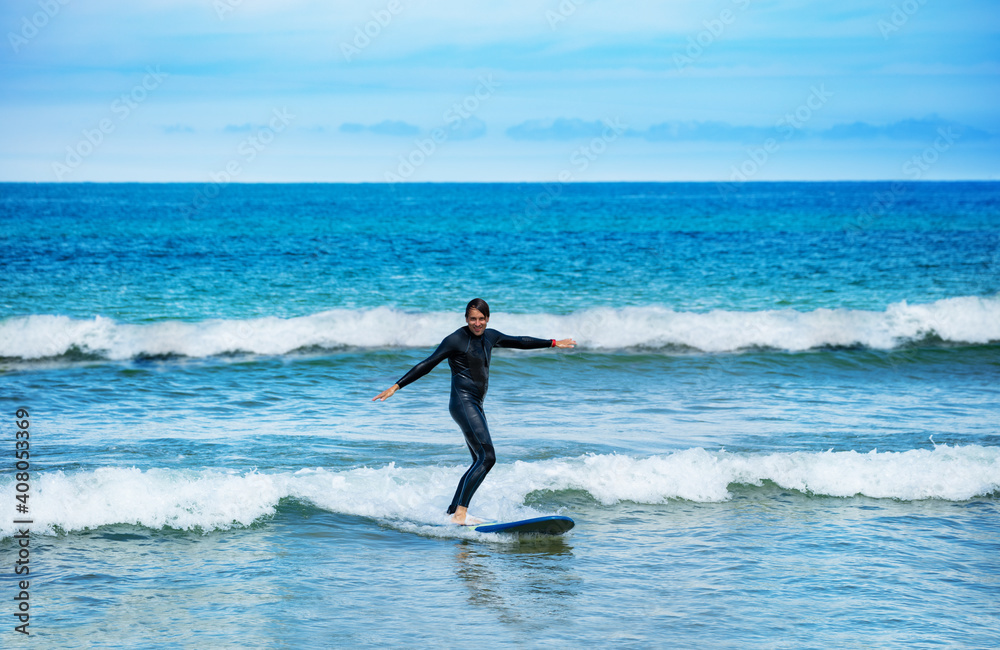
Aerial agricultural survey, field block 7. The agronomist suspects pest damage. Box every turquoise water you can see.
[1,182,999,647]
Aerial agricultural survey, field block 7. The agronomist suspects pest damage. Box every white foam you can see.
[2,296,997,360]
[541,295,1000,352]
[0,308,455,360]
[2,445,997,539]
[533,446,1000,504]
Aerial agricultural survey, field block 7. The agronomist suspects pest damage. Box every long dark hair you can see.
[465,298,490,319]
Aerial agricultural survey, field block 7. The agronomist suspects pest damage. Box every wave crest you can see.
[3,446,996,539]
[1,296,998,360]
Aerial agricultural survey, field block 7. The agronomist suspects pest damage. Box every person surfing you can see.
[373,298,576,525]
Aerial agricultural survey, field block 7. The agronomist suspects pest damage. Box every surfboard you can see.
[467,515,574,535]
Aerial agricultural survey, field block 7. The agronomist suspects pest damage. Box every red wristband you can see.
[551,339,556,347]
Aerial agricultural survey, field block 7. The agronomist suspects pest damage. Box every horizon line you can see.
[3,179,999,185]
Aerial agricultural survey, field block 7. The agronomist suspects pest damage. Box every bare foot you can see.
[450,506,484,526]
[455,517,485,526]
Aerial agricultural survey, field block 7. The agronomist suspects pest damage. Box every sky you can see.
[1,0,997,182]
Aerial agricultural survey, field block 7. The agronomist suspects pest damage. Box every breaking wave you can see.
[2,296,998,361]
[3,445,997,539]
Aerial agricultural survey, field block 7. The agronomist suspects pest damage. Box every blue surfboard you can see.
[468,515,574,535]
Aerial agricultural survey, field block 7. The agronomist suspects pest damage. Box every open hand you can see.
[372,384,400,401]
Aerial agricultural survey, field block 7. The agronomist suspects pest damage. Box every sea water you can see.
[1,182,998,647]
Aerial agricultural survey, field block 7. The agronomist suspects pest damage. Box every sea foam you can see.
[3,445,996,539]
[2,296,998,360]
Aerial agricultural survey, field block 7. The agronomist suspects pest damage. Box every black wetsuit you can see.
[395,327,554,514]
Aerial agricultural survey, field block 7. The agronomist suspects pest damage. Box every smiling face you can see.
[465,308,489,336]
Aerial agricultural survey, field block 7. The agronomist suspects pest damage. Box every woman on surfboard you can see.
[373,298,575,525]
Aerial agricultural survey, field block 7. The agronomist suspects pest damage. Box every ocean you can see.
[1,181,999,647]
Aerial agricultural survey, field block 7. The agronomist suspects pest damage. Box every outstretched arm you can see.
[493,331,576,350]
[372,330,460,401]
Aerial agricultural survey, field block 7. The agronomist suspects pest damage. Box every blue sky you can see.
[1,0,997,182]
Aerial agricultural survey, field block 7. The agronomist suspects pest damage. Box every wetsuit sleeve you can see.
[395,331,461,389]
[490,330,554,350]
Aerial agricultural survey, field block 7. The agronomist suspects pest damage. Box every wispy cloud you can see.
[339,120,420,137]
[337,118,486,141]
[506,118,614,141]
[819,115,993,141]
[506,115,994,143]
[1,0,996,181]
[446,115,484,141]
[639,122,775,142]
